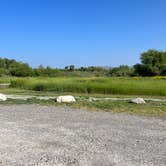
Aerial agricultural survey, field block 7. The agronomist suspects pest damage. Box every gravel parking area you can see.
[0,105,165,166]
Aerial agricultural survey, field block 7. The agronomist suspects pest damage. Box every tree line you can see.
[0,49,166,77]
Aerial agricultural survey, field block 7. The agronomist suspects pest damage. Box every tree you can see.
[69,65,75,71]
[65,66,69,70]
[133,64,159,76]
[9,63,33,77]
[134,49,166,76]
[160,64,166,76]
[109,65,133,76]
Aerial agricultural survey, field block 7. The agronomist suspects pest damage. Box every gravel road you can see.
[0,105,165,166]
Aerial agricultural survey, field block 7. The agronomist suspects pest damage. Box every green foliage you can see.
[0,68,9,76]
[34,66,60,77]
[134,49,166,76]
[0,49,166,77]
[134,64,158,76]
[109,65,133,76]
[10,78,27,88]
[9,63,33,77]
[9,77,166,96]
[0,58,110,77]
[0,58,33,77]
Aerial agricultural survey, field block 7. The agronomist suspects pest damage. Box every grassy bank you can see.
[0,76,166,117]
[6,77,166,96]
[0,98,166,117]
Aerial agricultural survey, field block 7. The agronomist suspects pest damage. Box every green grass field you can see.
[0,77,166,117]
[6,76,166,96]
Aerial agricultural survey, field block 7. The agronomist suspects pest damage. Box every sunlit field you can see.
[1,76,165,96]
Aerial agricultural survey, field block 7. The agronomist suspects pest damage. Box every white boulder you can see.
[0,93,7,101]
[130,98,146,104]
[56,95,76,103]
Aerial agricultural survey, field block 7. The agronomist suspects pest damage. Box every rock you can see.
[0,93,7,101]
[130,98,146,104]
[56,95,76,103]
[88,97,94,102]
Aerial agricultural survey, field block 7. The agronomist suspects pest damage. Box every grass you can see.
[5,76,166,96]
[0,77,11,84]
[0,76,166,117]
[0,98,166,117]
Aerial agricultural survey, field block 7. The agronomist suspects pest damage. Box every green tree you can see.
[109,65,133,76]
[9,63,33,77]
[134,49,166,76]
[69,65,75,71]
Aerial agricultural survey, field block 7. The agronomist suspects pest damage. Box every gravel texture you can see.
[0,105,165,166]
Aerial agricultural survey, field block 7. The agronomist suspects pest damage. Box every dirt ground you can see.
[0,105,165,166]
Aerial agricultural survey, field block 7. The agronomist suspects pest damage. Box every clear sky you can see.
[0,0,166,68]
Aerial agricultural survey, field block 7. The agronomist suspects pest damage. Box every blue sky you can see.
[0,0,166,68]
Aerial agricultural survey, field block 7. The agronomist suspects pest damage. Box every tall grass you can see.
[8,77,166,96]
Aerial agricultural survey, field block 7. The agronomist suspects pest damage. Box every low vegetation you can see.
[0,49,166,77]
[1,76,164,96]
[0,49,165,116]
[1,79,166,116]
